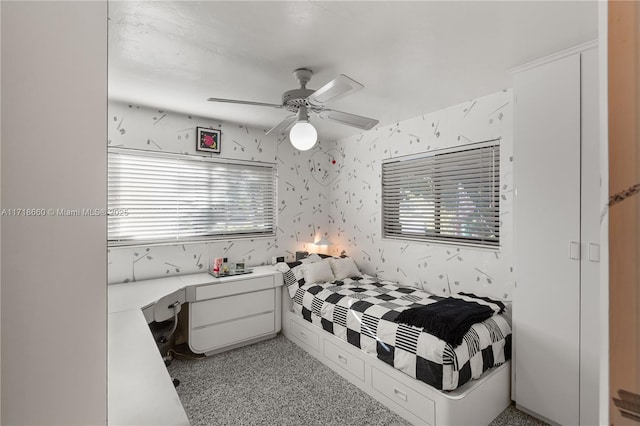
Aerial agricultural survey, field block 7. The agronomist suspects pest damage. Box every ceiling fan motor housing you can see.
[282,88,315,112]
[281,68,317,112]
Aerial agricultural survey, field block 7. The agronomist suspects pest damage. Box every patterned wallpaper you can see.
[107,101,331,283]
[326,90,514,300]
[108,90,514,301]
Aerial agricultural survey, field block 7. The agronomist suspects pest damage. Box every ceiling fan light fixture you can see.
[289,105,317,151]
[289,121,317,151]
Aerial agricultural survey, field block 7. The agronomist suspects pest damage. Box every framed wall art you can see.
[196,127,221,153]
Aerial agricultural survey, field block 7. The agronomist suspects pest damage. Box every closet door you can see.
[579,46,600,426]
[513,53,581,426]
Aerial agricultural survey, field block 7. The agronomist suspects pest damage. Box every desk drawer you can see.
[371,366,435,425]
[323,339,365,382]
[191,289,274,328]
[290,319,319,352]
[195,275,274,301]
[190,311,275,354]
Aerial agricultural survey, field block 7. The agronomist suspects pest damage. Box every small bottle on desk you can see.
[213,257,222,275]
[221,258,229,275]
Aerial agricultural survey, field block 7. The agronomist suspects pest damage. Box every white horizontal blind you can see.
[382,140,500,248]
[108,148,276,246]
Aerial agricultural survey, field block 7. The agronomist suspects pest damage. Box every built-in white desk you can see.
[108,275,189,426]
[108,309,189,426]
[109,276,185,315]
[108,266,282,426]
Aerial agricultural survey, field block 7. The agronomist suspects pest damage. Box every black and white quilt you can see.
[281,265,511,391]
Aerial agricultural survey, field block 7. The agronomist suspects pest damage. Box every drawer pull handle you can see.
[299,331,307,338]
[393,388,407,401]
[337,354,348,364]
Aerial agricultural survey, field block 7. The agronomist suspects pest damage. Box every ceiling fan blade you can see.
[265,115,297,135]
[307,74,364,106]
[318,109,379,131]
[207,98,283,109]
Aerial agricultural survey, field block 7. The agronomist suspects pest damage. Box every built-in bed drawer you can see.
[323,338,365,382]
[371,366,435,425]
[290,319,320,352]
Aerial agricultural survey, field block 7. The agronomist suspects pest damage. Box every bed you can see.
[278,255,512,426]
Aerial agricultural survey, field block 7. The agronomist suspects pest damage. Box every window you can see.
[108,148,276,246]
[382,140,500,248]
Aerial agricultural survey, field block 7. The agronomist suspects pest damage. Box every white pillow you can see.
[301,253,323,264]
[302,260,335,284]
[330,257,361,280]
[274,262,290,273]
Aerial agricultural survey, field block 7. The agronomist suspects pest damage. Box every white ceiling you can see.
[108,1,598,141]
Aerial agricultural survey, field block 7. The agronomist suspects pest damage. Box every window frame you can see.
[107,147,277,247]
[381,139,501,249]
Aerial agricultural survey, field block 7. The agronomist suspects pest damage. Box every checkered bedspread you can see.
[285,271,511,391]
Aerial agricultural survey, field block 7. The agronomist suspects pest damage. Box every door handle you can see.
[588,243,600,262]
[569,241,581,260]
[393,388,408,401]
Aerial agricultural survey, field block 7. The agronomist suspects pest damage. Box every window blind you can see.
[382,140,500,248]
[108,148,276,246]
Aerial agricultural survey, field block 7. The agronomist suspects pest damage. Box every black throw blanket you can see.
[394,298,495,346]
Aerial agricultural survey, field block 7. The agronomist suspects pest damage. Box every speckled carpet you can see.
[167,334,547,426]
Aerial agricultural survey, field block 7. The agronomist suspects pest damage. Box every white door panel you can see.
[514,53,581,426]
[579,46,600,426]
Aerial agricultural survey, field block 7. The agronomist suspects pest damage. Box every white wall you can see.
[329,90,514,300]
[107,101,331,283]
[1,1,107,425]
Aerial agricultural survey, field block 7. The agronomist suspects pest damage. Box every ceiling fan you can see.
[207,68,379,150]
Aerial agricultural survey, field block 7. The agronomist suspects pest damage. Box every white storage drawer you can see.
[191,289,274,328]
[290,319,319,352]
[371,366,435,426]
[323,339,365,382]
[195,275,274,301]
[186,269,282,355]
[190,311,275,353]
